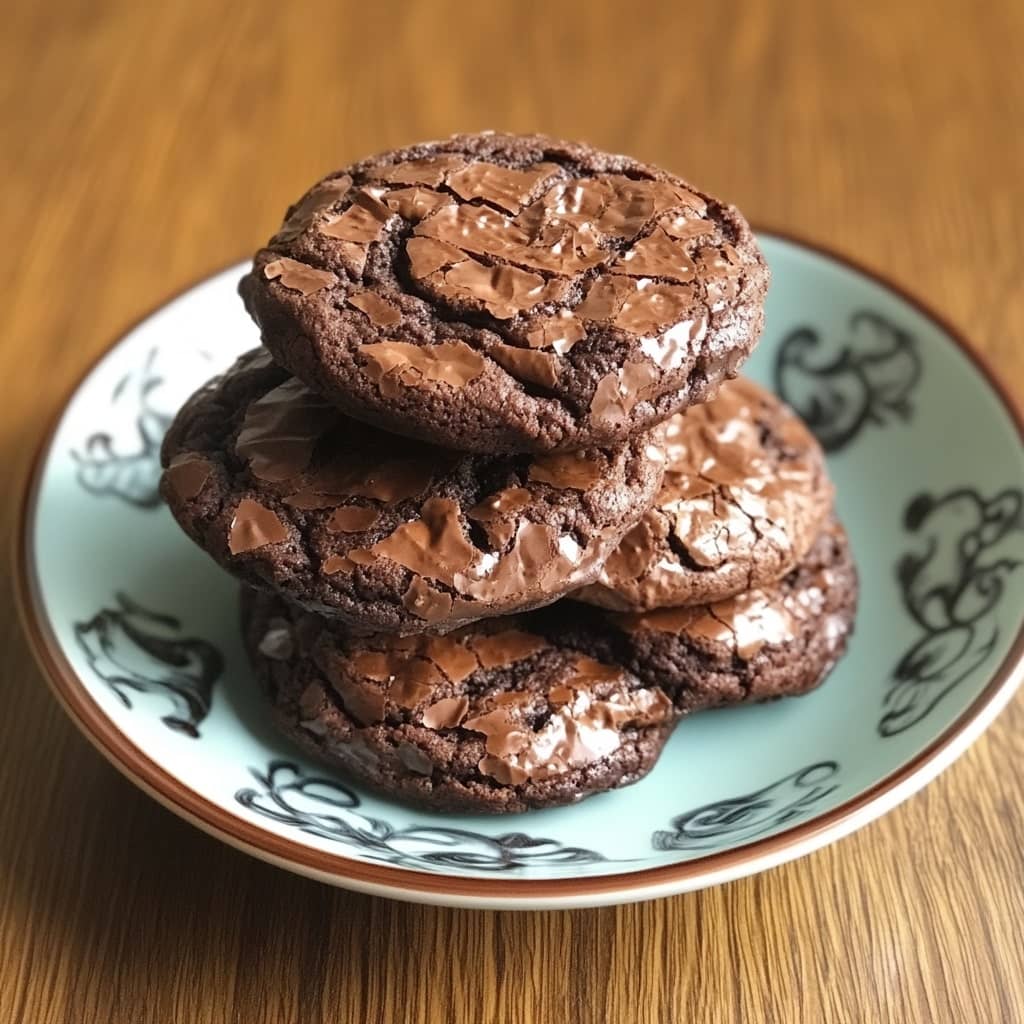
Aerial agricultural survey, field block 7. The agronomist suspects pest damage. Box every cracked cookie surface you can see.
[241,521,855,811]
[573,377,833,610]
[242,588,677,813]
[594,519,858,711]
[160,349,665,634]
[239,132,769,454]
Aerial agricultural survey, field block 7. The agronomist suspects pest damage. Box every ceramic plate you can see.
[16,234,1024,909]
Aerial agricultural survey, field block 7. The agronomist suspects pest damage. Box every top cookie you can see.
[239,132,769,454]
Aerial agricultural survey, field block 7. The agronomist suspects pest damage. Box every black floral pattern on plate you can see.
[880,487,1023,737]
[651,762,840,851]
[235,761,606,871]
[773,310,923,452]
[71,348,171,508]
[74,592,223,737]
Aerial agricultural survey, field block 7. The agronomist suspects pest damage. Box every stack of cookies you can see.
[160,133,857,814]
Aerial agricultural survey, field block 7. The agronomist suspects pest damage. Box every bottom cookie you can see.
[242,590,678,813]
[242,520,857,814]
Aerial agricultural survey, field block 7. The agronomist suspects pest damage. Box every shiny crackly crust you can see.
[160,349,665,635]
[242,588,677,814]
[600,519,859,711]
[239,132,768,453]
[574,377,834,611]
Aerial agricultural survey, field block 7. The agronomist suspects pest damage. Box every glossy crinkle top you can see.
[282,611,673,789]
[239,132,769,453]
[244,590,679,812]
[159,350,665,635]
[604,518,859,710]
[573,377,834,611]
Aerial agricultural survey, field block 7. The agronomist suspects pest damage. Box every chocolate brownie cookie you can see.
[574,377,833,611]
[161,349,665,634]
[239,132,769,454]
[599,519,857,712]
[242,588,677,813]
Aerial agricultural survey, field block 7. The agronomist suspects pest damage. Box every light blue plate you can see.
[17,234,1024,908]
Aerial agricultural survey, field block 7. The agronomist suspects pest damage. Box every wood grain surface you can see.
[3,1,1023,1020]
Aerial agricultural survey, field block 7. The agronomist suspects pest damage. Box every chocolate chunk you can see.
[348,291,401,326]
[489,345,561,389]
[263,257,336,296]
[359,340,486,393]
[273,176,352,243]
[165,453,212,500]
[320,190,393,243]
[528,451,604,490]
[327,506,381,533]
[446,161,561,212]
[421,696,469,729]
[236,379,337,483]
[228,499,288,554]
[402,576,455,623]
[380,186,453,220]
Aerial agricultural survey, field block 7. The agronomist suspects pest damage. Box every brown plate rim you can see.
[13,230,1024,905]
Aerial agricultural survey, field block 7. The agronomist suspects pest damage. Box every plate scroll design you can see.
[773,310,922,452]
[71,348,171,508]
[74,592,222,737]
[652,762,840,852]
[880,487,1024,736]
[235,761,609,872]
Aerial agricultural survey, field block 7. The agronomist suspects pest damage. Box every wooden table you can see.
[3,1,1023,1019]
